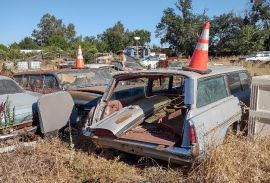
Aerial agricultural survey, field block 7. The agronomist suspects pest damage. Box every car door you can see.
[226,71,251,106]
[186,75,242,154]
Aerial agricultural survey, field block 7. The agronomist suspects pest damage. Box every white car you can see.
[158,53,167,61]
[245,51,270,62]
[140,56,160,69]
[83,66,251,165]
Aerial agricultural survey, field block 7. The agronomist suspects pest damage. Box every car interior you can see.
[95,74,188,147]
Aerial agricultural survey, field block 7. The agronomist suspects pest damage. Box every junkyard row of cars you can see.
[0,63,255,165]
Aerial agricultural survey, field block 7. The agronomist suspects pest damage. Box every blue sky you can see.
[0,0,248,46]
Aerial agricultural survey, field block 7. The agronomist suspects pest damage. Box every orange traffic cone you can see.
[76,45,84,69]
[183,21,211,74]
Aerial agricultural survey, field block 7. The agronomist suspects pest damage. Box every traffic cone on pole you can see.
[183,21,211,74]
[76,45,84,69]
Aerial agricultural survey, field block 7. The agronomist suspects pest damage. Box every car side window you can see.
[152,76,170,92]
[227,73,242,94]
[239,72,250,90]
[29,75,43,89]
[43,75,58,89]
[197,76,228,108]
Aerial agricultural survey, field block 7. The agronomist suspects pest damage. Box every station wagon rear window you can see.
[197,76,228,108]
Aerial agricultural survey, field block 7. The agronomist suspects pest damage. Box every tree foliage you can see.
[47,36,69,51]
[100,21,151,53]
[32,13,76,45]
[156,0,207,56]
[210,13,244,55]
[237,25,265,54]
[156,0,270,56]
[18,37,39,49]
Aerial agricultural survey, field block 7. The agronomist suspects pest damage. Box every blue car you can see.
[0,76,41,129]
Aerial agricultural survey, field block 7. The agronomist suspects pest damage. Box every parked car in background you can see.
[140,56,160,69]
[13,69,112,118]
[158,53,167,61]
[244,51,270,62]
[83,66,251,165]
[0,76,41,139]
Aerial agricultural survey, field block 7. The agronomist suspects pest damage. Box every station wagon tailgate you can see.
[90,95,171,137]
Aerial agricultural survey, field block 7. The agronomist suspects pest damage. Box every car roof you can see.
[13,68,100,76]
[112,65,247,79]
[0,75,13,80]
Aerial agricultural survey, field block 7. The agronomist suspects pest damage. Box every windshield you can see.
[0,79,24,95]
[57,69,112,90]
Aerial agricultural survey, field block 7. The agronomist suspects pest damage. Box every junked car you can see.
[83,66,251,165]
[13,69,112,118]
[140,56,160,69]
[0,76,40,139]
[244,51,270,62]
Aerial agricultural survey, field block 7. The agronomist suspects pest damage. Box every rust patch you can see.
[116,113,132,124]
[156,144,166,151]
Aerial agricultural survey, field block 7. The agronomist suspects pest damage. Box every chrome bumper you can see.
[92,136,193,165]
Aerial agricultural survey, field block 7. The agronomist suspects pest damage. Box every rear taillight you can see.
[189,124,197,145]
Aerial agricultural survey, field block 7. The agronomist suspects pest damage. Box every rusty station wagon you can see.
[82,66,251,165]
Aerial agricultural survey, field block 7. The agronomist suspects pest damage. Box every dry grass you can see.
[0,134,270,183]
[188,135,270,183]
[210,56,270,76]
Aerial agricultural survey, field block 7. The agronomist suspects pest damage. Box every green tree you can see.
[32,13,76,45]
[245,0,270,50]
[7,49,22,60]
[81,42,98,63]
[84,36,108,52]
[237,25,265,54]
[124,29,151,46]
[156,0,207,56]
[100,21,152,53]
[18,37,39,49]
[210,13,244,55]
[100,21,125,53]
[9,42,20,50]
[47,35,69,51]
[0,44,8,52]
[0,44,8,60]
